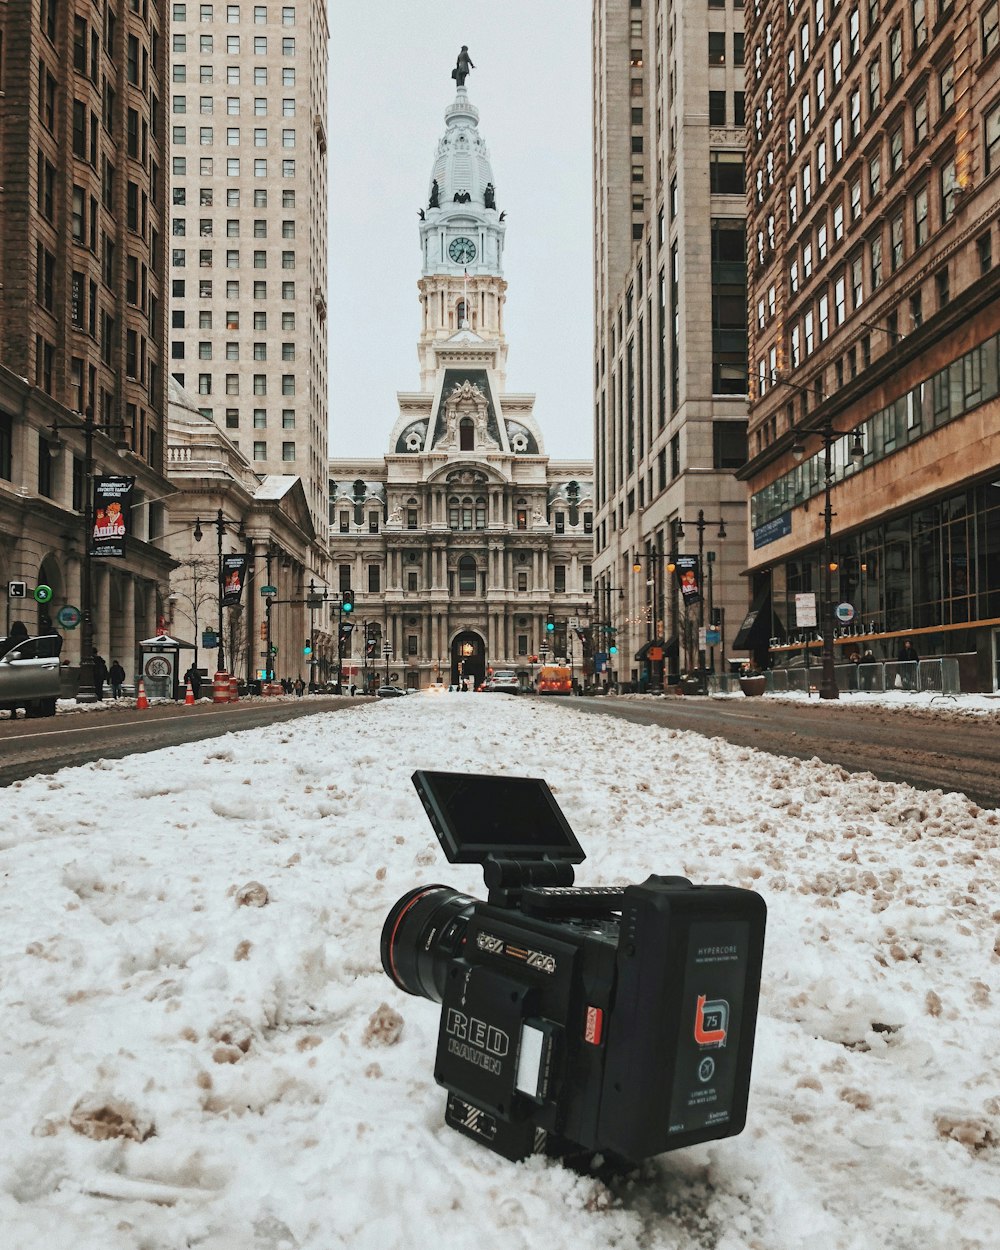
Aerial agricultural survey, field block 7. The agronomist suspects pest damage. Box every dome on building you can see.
[428,88,497,211]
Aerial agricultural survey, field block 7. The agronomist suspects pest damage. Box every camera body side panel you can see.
[433,904,618,1158]
[599,879,767,1161]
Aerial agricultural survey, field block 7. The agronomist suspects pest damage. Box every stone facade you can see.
[0,0,175,677]
[167,0,330,542]
[741,0,1000,688]
[329,83,594,691]
[592,0,751,687]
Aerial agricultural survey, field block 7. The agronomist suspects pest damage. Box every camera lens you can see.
[381,885,475,1001]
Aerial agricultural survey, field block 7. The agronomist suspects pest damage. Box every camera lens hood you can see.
[381,884,474,1001]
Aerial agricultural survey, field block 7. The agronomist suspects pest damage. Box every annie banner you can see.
[222,553,249,606]
[90,475,136,558]
[674,555,702,606]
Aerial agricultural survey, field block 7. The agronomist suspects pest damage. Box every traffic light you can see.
[609,643,618,655]
[545,613,555,632]
[342,589,354,613]
[710,607,722,627]
[303,638,313,657]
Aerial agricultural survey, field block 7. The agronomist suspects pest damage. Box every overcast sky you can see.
[328,1,594,461]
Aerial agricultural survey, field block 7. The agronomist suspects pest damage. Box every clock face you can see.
[449,237,477,264]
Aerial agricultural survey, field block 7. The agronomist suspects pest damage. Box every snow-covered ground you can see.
[0,694,997,1250]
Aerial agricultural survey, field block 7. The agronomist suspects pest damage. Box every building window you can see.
[281,442,295,461]
[710,151,745,193]
[709,32,726,65]
[941,158,957,220]
[708,91,726,125]
[982,0,999,56]
[986,100,1000,174]
[458,557,476,594]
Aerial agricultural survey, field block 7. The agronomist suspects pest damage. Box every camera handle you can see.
[483,855,576,908]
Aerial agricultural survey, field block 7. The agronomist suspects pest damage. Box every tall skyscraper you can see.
[0,0,176,673]
[741,0,1000,688]
[592,0,750,688]
[167,0,329,537]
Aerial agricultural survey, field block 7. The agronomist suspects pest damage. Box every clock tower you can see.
[417,83,508,389]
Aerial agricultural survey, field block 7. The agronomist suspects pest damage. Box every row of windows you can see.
[183,373,296,395]
[170,248,297,269]
[751,329,1000,529]
[173,2,296,21]
[171,309,295,329]
[171,341,295,360]
[171,126,296,146]
[708,31,746,65]
[173,95,296,115]
[172,187,294,208]
[172,64,296,86]
[171,37,296,68]
[171,278,297,299]
[191,407,295,429]
[334,562,594,598]
[172,219,296,237]
[171,156,296,176]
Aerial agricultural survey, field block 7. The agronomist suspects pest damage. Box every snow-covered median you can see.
[0,695,996,1249]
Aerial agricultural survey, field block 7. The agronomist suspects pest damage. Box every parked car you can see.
[376,685,406,698]
[485,670,520,694]
[0,633,63,717]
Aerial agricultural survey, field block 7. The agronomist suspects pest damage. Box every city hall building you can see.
[328,75,594,691]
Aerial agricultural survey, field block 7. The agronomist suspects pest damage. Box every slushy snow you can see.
[0,694,997,1250]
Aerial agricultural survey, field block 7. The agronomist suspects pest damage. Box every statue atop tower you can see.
[451,46,475,88]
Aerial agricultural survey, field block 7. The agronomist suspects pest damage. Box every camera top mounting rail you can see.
[518,885,627,918]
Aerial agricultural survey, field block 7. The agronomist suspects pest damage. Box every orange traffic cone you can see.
[136,678,149,710]
[184,678,195,706]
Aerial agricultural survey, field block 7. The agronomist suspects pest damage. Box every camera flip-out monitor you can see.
[412,770,585,865]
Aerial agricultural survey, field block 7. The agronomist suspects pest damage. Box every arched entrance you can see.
[451,630,485,690]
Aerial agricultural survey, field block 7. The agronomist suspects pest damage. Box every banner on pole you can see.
[222,554,249,606]
[90,476,136,558]
[674,555,702,606]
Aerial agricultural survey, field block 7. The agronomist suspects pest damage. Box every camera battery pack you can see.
[598,878,766,1161]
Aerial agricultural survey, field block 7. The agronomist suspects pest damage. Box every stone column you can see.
[122,576,136,685]
[94,564,111,657]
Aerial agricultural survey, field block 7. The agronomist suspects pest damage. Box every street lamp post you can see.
[193,509,244,674]
[595,582,624,687]
[48,408,131,701]
[791,424,840,700]
[632,546,662,690]
[673,510,727,693]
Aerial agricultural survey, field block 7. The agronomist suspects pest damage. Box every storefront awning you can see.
[635,635,679,662]
[733,587,772,650]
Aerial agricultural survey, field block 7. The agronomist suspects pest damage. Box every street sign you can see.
[57,605,82,629]
[270,645,278,655]
[33,584,53,604]
[794,592,818,628]
[836,602,856,623]
[382,643,392,655]
[7,581,26,599]
[706,628,722,645]
[307,595,324,608]
[202,630,219,648]
[260,584,277,596]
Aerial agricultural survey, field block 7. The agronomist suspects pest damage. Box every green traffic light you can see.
[609,645,618,655]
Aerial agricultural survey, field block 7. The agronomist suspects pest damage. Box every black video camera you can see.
[381,771,767,1165]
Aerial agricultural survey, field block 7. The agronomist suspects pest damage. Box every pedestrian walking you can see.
[859,647,877,691]
[184,664,202,700]
[109,660,126,699]
[896,640,919,689]
[349,683,357,696]
[293,676,305,697]
[92,652,109,700]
